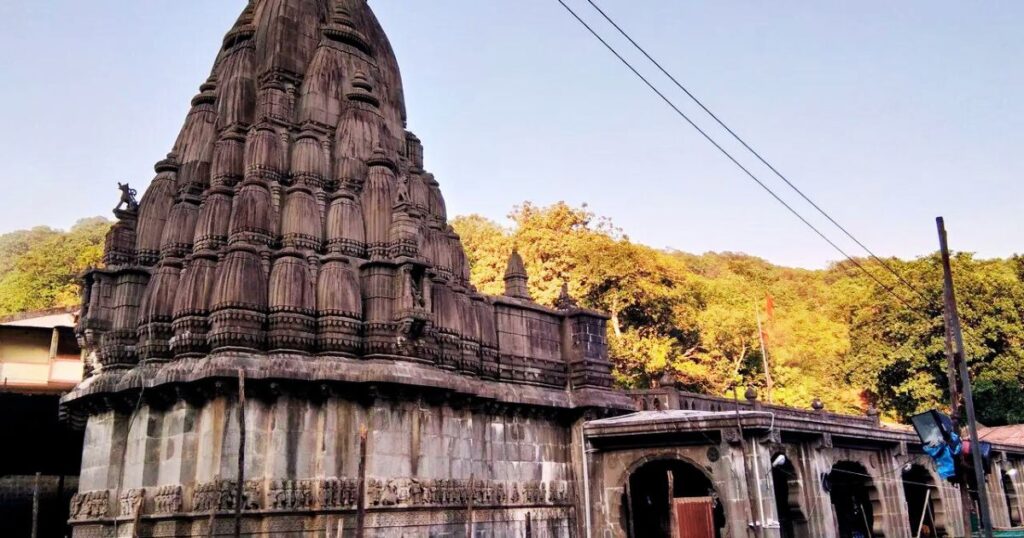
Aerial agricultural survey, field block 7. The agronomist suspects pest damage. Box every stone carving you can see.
[70,490,110,521]
[242,480,263,510]
[192,480,237,512]
[269,479,316,511]
[116,182,140,212]
[152,485,183,515]
[554,283,579,310]
[71,477,571,523]
[320,478,359,508]
[119,488,145,516]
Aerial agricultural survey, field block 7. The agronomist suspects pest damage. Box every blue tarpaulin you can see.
[924,431,961,479]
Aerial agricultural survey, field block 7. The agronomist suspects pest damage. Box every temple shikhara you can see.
[56,1,1024,538]
[61,0,628,536]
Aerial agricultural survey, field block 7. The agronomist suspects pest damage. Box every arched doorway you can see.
[828,461,879,538]
[771,454,810,538]
[903,464,944,537]
[625,458,725,538]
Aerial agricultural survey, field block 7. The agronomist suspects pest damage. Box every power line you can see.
[582,0,932,306]
[557,0,998,373]
[551,0,917,311]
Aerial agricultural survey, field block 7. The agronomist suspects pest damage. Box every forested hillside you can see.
[2,204,1021,424]
[0,218,109,316]
[453,202,1024,424]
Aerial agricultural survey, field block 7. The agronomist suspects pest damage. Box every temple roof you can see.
[65,0,628,414]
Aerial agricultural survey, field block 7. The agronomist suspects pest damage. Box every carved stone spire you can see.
[504,250,530,300]
[68,0,625,419]
[555,282,579,310]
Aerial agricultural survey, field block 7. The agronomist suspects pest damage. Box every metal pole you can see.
[938,216,994,538]
[31,471,40,538]
[234,369,246,538]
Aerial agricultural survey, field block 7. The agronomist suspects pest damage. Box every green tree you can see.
[0,217,110,316]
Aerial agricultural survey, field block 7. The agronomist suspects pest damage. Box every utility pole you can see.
[937,216,994,538]
[942,306,974,538]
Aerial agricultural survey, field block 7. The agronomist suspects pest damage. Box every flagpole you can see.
[755,306,773,404]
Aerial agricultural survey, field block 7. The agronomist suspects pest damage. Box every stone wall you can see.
[72,391,581,537]
[585,436,975,538]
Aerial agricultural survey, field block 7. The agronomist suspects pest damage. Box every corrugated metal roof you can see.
[979,425,1024,447]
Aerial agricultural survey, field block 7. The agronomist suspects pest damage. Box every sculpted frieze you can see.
[70,490,111,521]
[153,485,183,514]
[70,477,571,523]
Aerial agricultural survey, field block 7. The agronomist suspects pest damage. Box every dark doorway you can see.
[903,464,941,537]
[828,461,877,538]
[0,392,83,538]
[1003,471,1022,527]
[625,459,724,538]
[772,455,809,538]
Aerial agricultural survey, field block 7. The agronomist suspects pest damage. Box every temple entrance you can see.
[903,464,942,537]
[771,455,810,538]
[828,461,878,538]
[625,458,725,538]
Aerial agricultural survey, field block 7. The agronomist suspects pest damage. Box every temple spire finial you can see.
[504,249,530,300]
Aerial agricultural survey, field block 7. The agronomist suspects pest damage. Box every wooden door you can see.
[673,497,715,538]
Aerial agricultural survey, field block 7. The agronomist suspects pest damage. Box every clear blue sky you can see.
[1,1,1020,268]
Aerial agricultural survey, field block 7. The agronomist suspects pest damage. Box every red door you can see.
[674,497,715,538]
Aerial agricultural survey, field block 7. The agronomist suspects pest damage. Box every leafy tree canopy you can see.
[0,217,109,316]
[453,202,1024,423]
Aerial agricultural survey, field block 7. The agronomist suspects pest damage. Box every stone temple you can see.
[59,1,1024,538]
[61,1,630,536]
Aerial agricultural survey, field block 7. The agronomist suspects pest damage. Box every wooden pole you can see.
[859,503,873,538]
[733,387,761,536]
[355,425,368,538]
[943,308,976,538]
[31,471,40,538]
[466,474,475,538]
[667,469,676,538]
[234,369,246,538]
[915,488,931,538]
[938,216,994,538]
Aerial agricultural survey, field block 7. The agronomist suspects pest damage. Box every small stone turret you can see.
[504,250,530,300]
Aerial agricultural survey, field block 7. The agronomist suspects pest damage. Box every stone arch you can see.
[902,463,949,537]
[771,452,810,538]
[828,460,884,538]
[619,452,725,538]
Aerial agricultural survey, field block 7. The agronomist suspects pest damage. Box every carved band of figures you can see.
[69,478,572,522]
